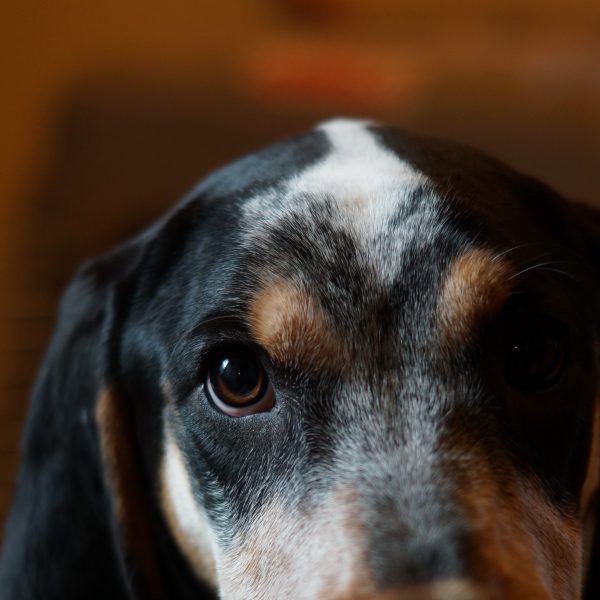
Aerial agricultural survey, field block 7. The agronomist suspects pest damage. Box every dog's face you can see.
[2,119,599,600]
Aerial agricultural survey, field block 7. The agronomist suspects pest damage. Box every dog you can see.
[0,118,599,600]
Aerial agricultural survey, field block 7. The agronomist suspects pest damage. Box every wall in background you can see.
[1,0,599,530]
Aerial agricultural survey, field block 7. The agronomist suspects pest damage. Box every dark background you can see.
[1,0,599,531]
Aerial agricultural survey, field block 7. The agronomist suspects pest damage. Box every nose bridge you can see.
[365,579,485,600]
[311,373,581,599]
[361,462,472,588]
[341,434,573,600]
[338,409,475,589]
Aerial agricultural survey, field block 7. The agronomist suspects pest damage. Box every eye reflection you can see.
[205,349,275,416]
[504,314,566,391]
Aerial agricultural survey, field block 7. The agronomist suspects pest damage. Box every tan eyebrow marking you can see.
[248,278,346,371]
[438,248,514,345]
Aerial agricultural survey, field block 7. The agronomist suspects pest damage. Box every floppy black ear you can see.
[0,240,157,599]
[571,202,600,270]
[573,201,600,599]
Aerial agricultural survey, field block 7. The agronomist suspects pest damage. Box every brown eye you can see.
[206,350,275,416]
[505,315,566,391]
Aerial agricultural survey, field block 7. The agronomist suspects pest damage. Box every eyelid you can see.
[206,374,275,416]
[502,311,569,391]
[188,313,248,339]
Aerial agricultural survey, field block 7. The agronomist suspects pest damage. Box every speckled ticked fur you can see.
[1,119,599,600]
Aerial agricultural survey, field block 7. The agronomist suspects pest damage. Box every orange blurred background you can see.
[1,0,600,530]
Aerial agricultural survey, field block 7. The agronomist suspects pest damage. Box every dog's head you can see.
[2,119,599,600]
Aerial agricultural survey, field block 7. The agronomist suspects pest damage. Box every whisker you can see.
[509,261,578,281]
[491,244,531,261]
[529,267,579,281]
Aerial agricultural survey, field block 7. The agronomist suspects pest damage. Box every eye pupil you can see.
[217,355,264,401]
[505,316,565,390]
[510,335,559,377]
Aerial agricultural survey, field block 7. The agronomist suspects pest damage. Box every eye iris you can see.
[510,334,559,378]
[506,319,565,390]
[211,353,265,406]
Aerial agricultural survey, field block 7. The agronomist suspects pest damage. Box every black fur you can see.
[1,120,598,599]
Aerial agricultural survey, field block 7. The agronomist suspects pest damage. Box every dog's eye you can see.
[205,350,275,416]
[504,315,566,391]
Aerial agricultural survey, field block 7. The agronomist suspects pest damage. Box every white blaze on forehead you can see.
[288,118,427,231]
[241,119,431,284]
[293,118,424,199]
[243,118,427,232]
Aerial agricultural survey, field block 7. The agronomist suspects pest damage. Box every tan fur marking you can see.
[358,580,485,600]
[452,451,580,599]
[249,278,346,371]
[95,388,163,597]
[159,425,218,589]
[402,579,484,600]
[438,249,513,346]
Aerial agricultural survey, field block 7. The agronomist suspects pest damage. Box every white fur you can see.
[160,428,370,599]
[291,118,426,234]
[219,492,370,600]
[160,428,219,588]
[242,118,430,282]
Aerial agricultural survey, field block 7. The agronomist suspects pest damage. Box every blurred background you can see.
[1,1,599,530]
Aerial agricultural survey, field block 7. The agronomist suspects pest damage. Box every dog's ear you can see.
[0,236,161,599]
[572,201,600,599]
[570,201,600,270]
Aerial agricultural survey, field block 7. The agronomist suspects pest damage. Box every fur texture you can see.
[1,119,599,599]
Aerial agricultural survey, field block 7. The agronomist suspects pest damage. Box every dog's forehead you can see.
[241,119,429,251]
[233,118,454,301]
[283,118,427,216]
[182,119,578,369]
[201,119,517,369]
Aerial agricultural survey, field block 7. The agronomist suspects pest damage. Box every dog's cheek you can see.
[455,460,581,599]
[159,429,219,590]
[218,489,373,600]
